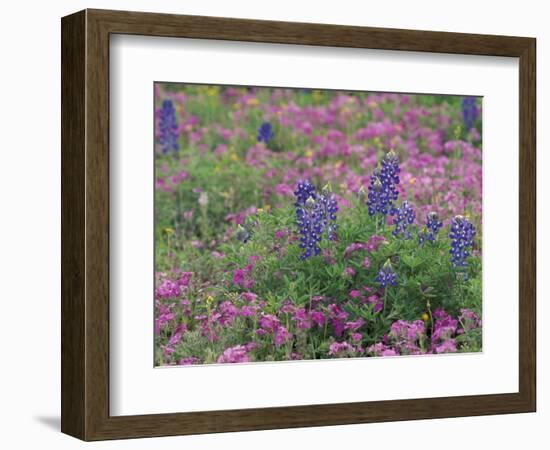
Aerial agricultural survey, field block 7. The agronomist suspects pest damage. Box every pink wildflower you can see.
[217,345,252,363]
[274,326,293,347]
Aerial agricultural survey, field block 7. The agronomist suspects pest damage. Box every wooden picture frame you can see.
[61,8,536,441]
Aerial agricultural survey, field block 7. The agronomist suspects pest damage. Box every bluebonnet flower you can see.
[295,196,324,259]
[317,185,338,240]
[392,201,416,239]
[294,180,316,205]
[294,180,338,259]
[367,150,400,216]
[449,215,476,267]
[257,122,274,144]
[159,99,179,154]
[376,260,397,288]
[461,97,479,131]
[418,211,443,244]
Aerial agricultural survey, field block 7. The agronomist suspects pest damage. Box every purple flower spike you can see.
[159,99,179,154]
[366,150,400,216]
[419,211,443,245]
[449,215,476,268]
[392,200,416,239]
[257,122,274,143]
[376,260,397,288]
[461,97,479,131]
[294,180,338,260]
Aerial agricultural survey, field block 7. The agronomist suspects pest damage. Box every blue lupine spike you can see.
[461,97,479,131]
[257,122,274,144]
[159,99,180,154]
[419,211,443,245]
[449,215,476,267]
[376,260,397,288]
[392,200,416,239]
[294,180,338,259]
[366,150,400,216]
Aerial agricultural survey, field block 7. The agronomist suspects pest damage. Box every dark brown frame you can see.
[61,8,536,441]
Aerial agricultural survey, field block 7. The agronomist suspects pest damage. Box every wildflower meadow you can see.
[154,84,482,366]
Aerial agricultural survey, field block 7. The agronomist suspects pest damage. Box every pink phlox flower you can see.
[217,345,252,363]
[431,309,458,343]
[345,317,365,332]
[310,310,326,327]
[241,292,258,303]
[176,271,193,288]
[382,348,398,356]
[328,341,356,356]
[433,339,457,354]
[168,331,183,347]
[214,143,228,155]
[344,267,356,277]
[239,305,257,317]
[155,279,181,300]
[366,294,384,313]
[458,308,482,332]
[328,304,349,336]
[155,303,176,334]
[218,301,239,326]
[248,255,260,265]
[233,264,255,289]
[328,304,349,321]
[259,314,280,333]
[179,357,200,365]
[162,345,176,357]
[368,342,399,357]
[171,170,189,184]
[279,300,296,314]
[225,206,257,225]
[389,320,426,355]
[366,235,388,252]
[343,242,368,259]
[292,308,312,330]
[274,326,293,347]
[275,183,294,196]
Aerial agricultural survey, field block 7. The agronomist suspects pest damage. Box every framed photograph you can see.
[61,9,536,441]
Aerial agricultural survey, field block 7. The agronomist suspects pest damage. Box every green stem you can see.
[427,300,434,334]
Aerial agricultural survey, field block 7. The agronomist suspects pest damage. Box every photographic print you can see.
[154,83,482,366]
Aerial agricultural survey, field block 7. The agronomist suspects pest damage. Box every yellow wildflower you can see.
[206,86,219,97]
[312,90,323,102]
